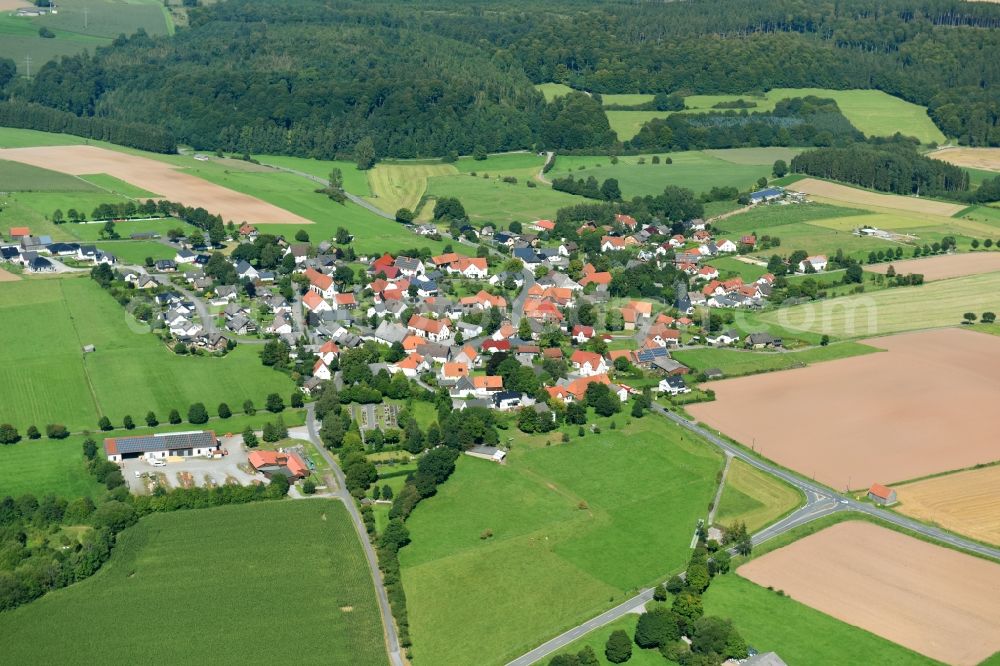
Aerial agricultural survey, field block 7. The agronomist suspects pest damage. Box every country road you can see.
[304,405,405,666]
[504,404,1000,666]
[264,162,397,220]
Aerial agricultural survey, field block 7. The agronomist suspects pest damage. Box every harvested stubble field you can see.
[738,521,1000,666]
[930,147,1000,172]
[688,329,1000,491]
[364,162,458,213]
[0,145,311,225]
[895,465,1000,546]
[867,252,1000,281]
[790,178,966,217]
[0,267,20,282]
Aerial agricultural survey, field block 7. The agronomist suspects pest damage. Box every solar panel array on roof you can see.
[105,431,216,456]
[636,347,669,363]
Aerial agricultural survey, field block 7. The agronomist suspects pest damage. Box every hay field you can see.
[738,521,1000,666]
[688,329,1000,490]
[364,162,458,214]
[930,147,1000,172]
[790,178,966,216]
[895,466,1000,545]
[867,252,1000,281]
[759,271,1000,338]
[0,145,311,225]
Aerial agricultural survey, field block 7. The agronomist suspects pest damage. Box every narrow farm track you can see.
[305,405,405,666]
[505,405,1000,666]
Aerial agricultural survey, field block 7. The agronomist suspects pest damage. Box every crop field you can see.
[714,459,803,533]
[866,252,1000,281]
[78,173,161,198]
[425,170,584,225]
[790,178,966,216]
[929,147,1000,172]
[551,149,802,199]
[0,0,170,73]
[701,569,939,665]
[894,466,1000,546]
[364,162,458,213]
[0,145,311,225]
[759,271,1000,338]
[0,276,295,432]
[255,154,372,195]
[689,329,1000,491]
[535,82,576,101]
[738,521,1000,665]
[0,159,98,192]
[673,342,878,379]
[400,418,722,665]
[0,501,388,666]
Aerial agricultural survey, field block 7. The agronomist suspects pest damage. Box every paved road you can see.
[304,405,405,666]
[505,406,1000,665]
[150,273,217,334]
[511,268,535,325]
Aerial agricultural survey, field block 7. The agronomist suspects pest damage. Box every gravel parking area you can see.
[122,435,265,494]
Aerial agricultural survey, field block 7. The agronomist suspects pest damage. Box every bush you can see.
[98,416,113,431]
[218,402,232,419]
[302,479,317,495]
[0,423,21,444]
[26,425,40,440]
[122,415,135,430]
[46,424,70,439]
[168,409,182,424]
[266,393,285,413]
[187,402,209,424]
[242,426,258,448]
[605,629,633,663]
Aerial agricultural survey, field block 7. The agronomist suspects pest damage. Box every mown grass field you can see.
[364,162,458,213]
[759,272,1000,338]
[453,152,546,173]
[551,149,802,199]
[602,88,944,143]
[94,239,176,264]
[701,572,939,665]
[255,154,371,195]
[715,459,803,533]
[0,0,170,73]
[0,276,295,432]
[0,501,388,666]
[673,342,878,378]
[0,435,102,499]
[0,191,135,241]
[400,417,722,665]
[69,217,196,242]
[705,256,768,282]
[0,159,98,192]
[425,170,584,225]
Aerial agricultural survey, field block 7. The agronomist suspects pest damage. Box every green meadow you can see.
[79,173,161,198]
[535,82,577,101]
[0,501,388,666]
[401,418,722,665]
[714,459,803,533]
[552,148,802,199]
[256,154,372,195]
[0,276,295,432]
[672,342,878,379]
[0,160,97,192]
[425,170,584,225]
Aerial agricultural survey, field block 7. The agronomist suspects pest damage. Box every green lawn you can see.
[758,272,1000,338]
[535,82,577,101]
[0,501,389,666]
[78,173,161,198]
[705,256,767,282]
[673,342,879,378]
[702,573,939,665]
[551,150,802,199]
[0,436,102,499]
[69,217,196,242]
[0,276,295,432]
[401,417,723,665]
[255,154,371,195]
[94,239,176,264]
[715,459,803,533]
[425,170,585,226]
[0,160,98,192]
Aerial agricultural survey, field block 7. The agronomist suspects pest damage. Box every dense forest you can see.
[1,0,999,156]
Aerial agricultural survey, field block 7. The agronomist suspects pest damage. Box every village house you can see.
[658,375,691,396]
[570,350,608,377]
[407,314,452,343]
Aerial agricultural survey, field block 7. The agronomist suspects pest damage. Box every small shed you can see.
[867,483,897,506]
[82,344,96,353]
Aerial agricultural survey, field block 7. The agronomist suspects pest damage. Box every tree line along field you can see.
[0,501,389,666]
[0,276,295,432]
[551,148,802,199]
[0,0,172,75]
[399,418,722,665]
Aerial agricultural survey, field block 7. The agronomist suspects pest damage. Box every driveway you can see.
[122,435,264,494]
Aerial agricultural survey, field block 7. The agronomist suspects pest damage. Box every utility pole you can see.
[24,54,31,80]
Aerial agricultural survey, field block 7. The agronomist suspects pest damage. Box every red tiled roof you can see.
[868,483,894,499]
[305,268,333,291]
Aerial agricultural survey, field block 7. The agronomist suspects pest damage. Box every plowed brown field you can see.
[688,329,1000,490]
[790,178,965,216]
[738,521,1000,666]
[867,252,1000,281]
[0,146,311,225]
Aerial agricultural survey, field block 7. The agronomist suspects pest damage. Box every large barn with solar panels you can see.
[103,431,219,462]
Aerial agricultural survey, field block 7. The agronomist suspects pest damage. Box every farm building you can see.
[248,450,310,479]
[104,431,219,463]
[867,483,898,505]
[464,446,507,464]
[748,187,783,205]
